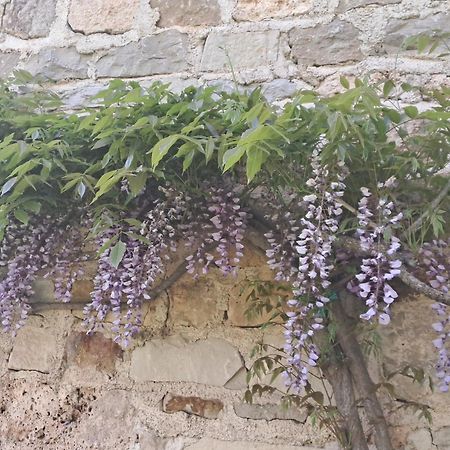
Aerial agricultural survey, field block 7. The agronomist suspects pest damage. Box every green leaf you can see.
[150,135,180,168]
[340,76,350,89]
[246,147,266,182]
[13,209,30,225]
[404,105,419,118]
[383,80,395,97]
[109,240,127,268]
[222,146,246,172]
[1,177,18,196]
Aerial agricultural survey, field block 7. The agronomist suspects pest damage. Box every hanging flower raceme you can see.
[0,214,73,333]
[266,145,347,392]
[432,302,450,392]
[348,178,403,325]
[417,239,450,391]
[184,183,249,278]
[83,188,188,346]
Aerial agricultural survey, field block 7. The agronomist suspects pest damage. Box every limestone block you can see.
[0,52,20,78]
[382,13,450,55]
[234,403,307,422]
[233,0,312,21]
[96,31,189,78]
[71,279,94,302]
[200,31,279,72]
[162,393,224,419]
[130,335,244,386]
[65,331,123,373]
[168,276,223,327]
[30,278,55,303]
[434,426,450,449]
[151,0,221,27]
[186,439,323,449]
[1,0,56,39]
[337,0,400,12]
[24,47,90,81]
[289,20,363,66]
[405,428,434,450]
[8,326,59,373]
[68,0,140,35]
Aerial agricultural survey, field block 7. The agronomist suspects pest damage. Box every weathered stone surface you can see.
[168,276,222,327]
[24,47,90,81]
[434,426,450,449]
[96,31,189,78]
[382,13,450,54]
[1,0,56,39]
[151,0,221,27]
[186,439,322,449]
[234,403,307,422]
[68,0,140,35]
[163,393,224,419]
[337,0,400,12]
[8,327,59,373]
[0,52,20,78]
[233,0,311,21]
[405,428,433,450]
[30,278,55,303]
[130,335,243,386]
[71,279,94,302]
[65,332,123,373]
[289,20,363,66]
[201,31,279,72]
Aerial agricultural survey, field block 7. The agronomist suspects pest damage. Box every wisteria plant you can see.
[0,55,448,450]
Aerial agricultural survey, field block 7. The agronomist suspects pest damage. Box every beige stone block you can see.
[151,0,221,27]
[68,0,140,35]
[186,439,323,449]
[8,326,60,373]
[233,0,312,21]
[162,393,224,419]
[130,335,244,386]
[168,275,223,327]
[201,31,280,72]
[289,20,363,66]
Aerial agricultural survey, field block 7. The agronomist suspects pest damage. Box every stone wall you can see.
[0,240,449,450]
[0,0,448,106]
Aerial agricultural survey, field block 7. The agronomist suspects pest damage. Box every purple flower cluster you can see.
[185,184,249,277]
[349,180,403,325]
[0,216,58,333]
[417,239,450,391]
[83,188,186,346]
[432,303,450,392]
[266,147,347,391]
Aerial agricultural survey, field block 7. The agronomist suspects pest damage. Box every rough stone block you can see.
[186,439,323,449]
[96,31,189,78]
[30,278,55,303]
[434,426,450,449]
[130,335,243,386]
[200,31,279,72]
[382,13,450,55]
[68,0,140,35]
[337,0,400,12]
[151,0,221,27]
[234,403,307,422]
[405,428,433,450]
[8,327,59,373]
[233,0,311,21]
[162,393,224,419]
[289,20,363,66]
[1,0,56,39]
[0,52,20,78]
[65,332,123,373]
[24,47,90,81]
[71,279,94,302]
[168,276,222,327]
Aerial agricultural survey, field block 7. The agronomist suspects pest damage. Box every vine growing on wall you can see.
[0,57,448,448]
